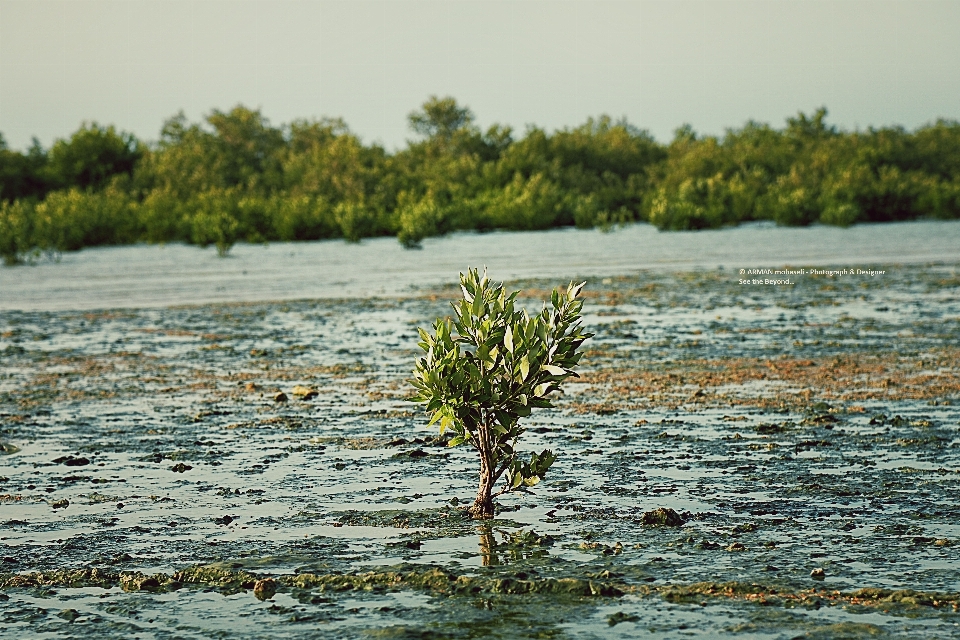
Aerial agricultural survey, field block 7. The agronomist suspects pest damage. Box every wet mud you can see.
[1,263,959,638]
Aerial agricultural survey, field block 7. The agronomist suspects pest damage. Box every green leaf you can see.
[439,412,453,435]
[519,355,530,381]
[472,291,482,317]
[494,409,513,429]
[569,281,585,300]
[541,364,566,376]
[532,449,556,475]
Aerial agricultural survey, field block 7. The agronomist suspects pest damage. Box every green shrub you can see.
[917,178,960,219]
[334,199,379,242]
[760,177,820,226]
[186,188,241,257]
[820,201,861,227]
[30,185,140,253]
[410,269,592,518]
[268,194,337,241]
[139,188,187,244]
[0,199,36,265]
[479,173,565,230]
[649,174,736,231]
[396,193,446,248]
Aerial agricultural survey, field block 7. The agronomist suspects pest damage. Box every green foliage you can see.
[185,188,242,256]
[0,135,49,203]
[334,198,382,243]
[267,194,337,241]
[645,110,960,229]
[30,181,140,254]
[408,96,475,141]
[409,268,592,518]
[45,123,143,191]
[396,192,445,248]
[2,100,959,263]
[478,172,566,230]
[0,199,37,265]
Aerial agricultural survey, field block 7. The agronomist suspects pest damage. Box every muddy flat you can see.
[1,261,959,638]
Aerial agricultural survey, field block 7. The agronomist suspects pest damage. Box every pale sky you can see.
[1,0,958,151]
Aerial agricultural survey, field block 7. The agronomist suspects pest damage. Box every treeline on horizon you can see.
[2,96,959,264]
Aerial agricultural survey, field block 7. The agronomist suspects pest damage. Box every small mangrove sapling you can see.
[410,268,592,519]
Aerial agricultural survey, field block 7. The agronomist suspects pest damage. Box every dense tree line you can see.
[2,97,958,264]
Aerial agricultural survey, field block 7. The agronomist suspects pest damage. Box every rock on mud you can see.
[291,385,318,400]
[253,578,277,600]
[57,608,80,622]
[608,611,640,626]
[641,507,684,527]
[392,448,436,460]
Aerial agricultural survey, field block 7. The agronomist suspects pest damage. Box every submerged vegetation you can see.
[2,97,960,263]
[410,269,591,518]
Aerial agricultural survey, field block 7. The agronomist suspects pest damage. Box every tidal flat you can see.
[1,263,959,639]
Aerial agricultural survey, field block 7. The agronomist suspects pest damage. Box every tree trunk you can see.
[469,456,495,519]
[469,416,495,519]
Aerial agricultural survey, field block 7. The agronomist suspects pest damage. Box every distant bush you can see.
[1,101,958,262]
[644,111,960,229]
[0,199,36,265]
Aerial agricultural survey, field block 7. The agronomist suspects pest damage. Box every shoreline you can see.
[2,219,958,313]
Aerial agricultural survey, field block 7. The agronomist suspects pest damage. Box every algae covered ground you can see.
[1,263,959,638]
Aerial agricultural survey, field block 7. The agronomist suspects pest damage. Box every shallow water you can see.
[1,228,959,638]
[2,220,958,311]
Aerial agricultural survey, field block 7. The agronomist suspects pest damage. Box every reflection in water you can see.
[477,524,499,566]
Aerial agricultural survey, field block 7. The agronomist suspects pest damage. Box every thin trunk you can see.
[469,413,495,519]
[469,461,494,519]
